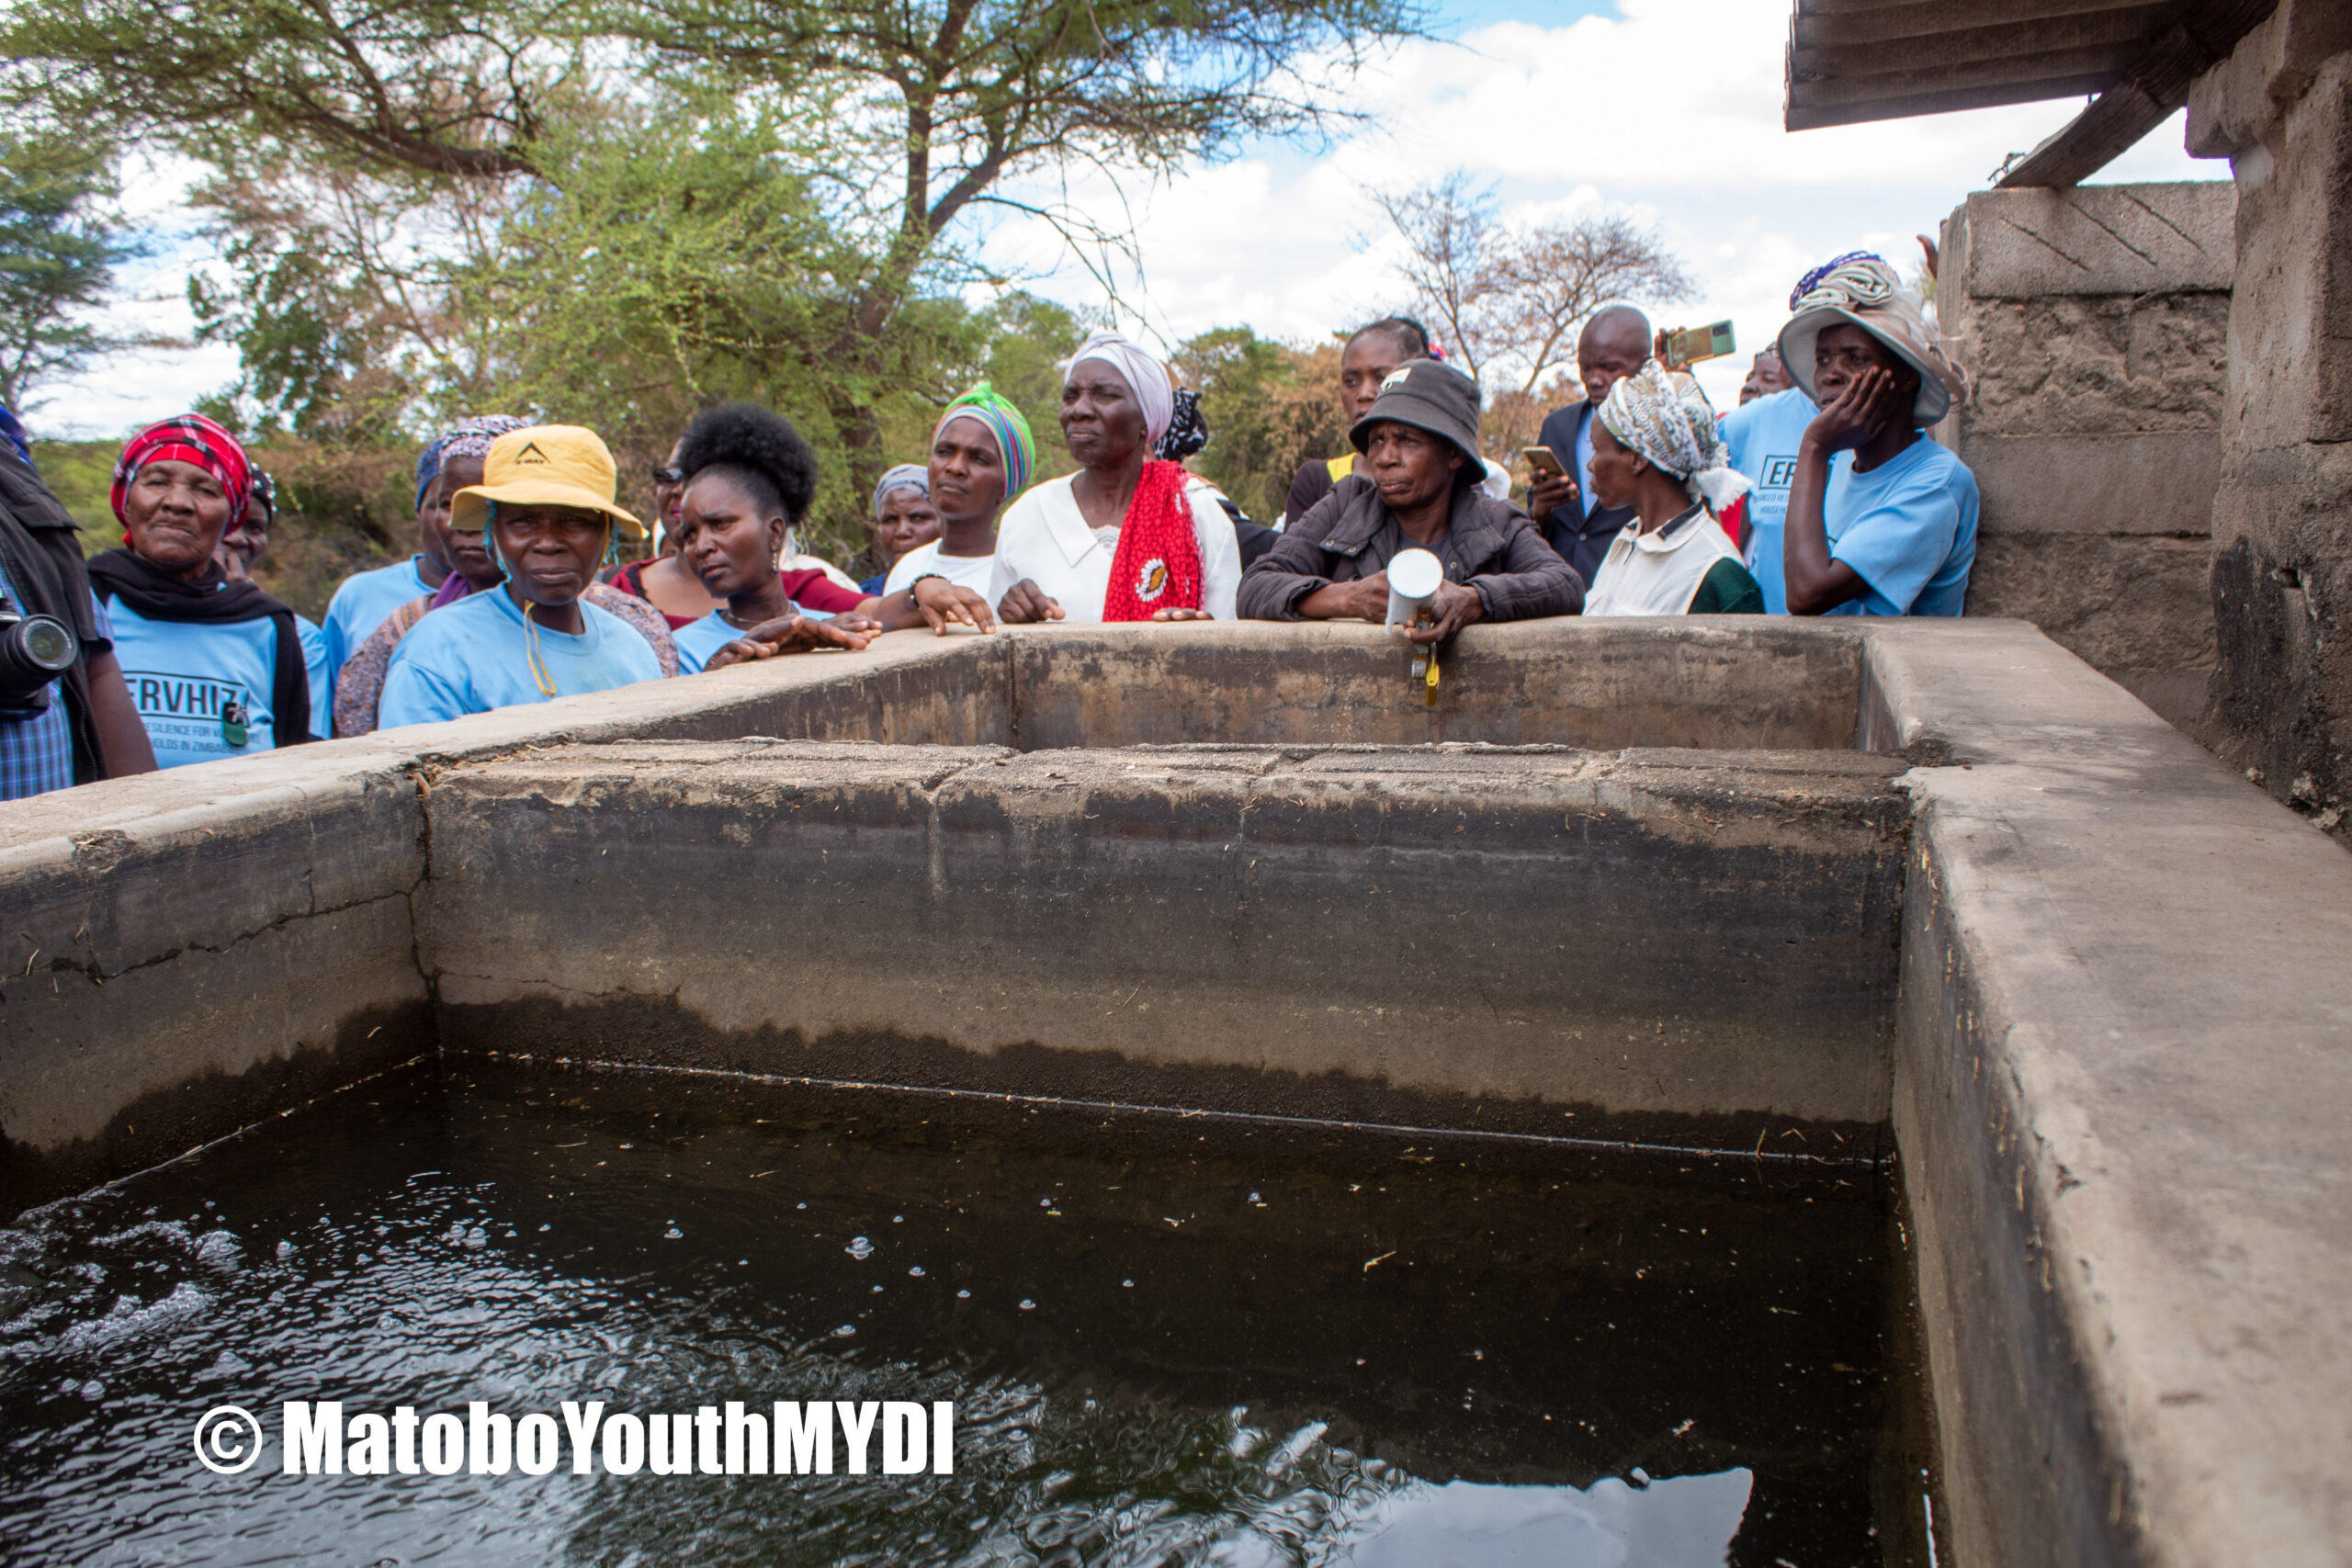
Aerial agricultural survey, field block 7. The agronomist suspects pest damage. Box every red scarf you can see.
[1100,459,1203,621]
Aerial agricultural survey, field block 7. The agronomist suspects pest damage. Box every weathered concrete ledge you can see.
[1863,620,2352,1568]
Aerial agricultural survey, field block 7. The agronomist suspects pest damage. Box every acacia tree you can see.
[2,0,1425,468]
[0,132,153,411]
[1373,172,1695,397]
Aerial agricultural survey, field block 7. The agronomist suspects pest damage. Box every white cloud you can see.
[983,0,2224,410]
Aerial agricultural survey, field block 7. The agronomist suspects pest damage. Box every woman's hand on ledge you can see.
[704,614,875,670]
[1149,607,1215,622]
[915,579,996,636]
[996,580,1064,624]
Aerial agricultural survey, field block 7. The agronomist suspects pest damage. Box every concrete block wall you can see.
[1938,181,2235,732]
[2187,0,2352,841]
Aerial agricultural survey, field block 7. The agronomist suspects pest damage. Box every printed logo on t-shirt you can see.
[1134,558,1169,602]
[125,671,248,721]
[1762,456,1799,490]
[124,671,260,755]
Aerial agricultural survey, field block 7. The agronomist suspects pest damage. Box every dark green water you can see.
[0,1058,1928,1566]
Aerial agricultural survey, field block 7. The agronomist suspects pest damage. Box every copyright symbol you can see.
[193,1405,266,1474]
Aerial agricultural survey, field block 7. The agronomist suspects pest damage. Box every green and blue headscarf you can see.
[932,382,1035,502]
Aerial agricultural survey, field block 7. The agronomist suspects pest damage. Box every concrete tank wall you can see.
[6,616,2351,1567]
[419,738,1906,1143]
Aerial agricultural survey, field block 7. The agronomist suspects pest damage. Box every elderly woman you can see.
[86,415,320,766]
[377,425,664,726]
[333,417,678,736]
[859,464,944,594]
[1239,359,1581,638]
[1580,363,1766,615]
[989,333,1242,624]
[669,403,995,673]
[883,383,1034,599]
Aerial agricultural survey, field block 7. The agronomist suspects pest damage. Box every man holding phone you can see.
[1528,305,1651,586]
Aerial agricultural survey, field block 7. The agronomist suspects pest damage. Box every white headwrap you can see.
[1060,332,1176,448]
[1599,360,1752,514]
[869,462,930,520]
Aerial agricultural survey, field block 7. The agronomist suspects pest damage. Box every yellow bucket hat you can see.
[449,424,645,539]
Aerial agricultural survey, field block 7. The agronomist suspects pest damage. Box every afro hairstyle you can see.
[676,402,820,525]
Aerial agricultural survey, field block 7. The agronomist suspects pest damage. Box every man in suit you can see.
[1529,304,1653,587]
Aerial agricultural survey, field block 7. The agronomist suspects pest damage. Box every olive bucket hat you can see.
[1350,359,1485,469]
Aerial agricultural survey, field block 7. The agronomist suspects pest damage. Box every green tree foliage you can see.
[1176,329,1349,525]
[0,132,150,410]
[0,0,1422,479]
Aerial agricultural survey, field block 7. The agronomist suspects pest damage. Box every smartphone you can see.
[1665,320,1737,367]
[1521,446,1568,479]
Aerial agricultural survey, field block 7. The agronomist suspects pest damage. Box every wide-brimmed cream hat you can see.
[449,424,645,538]
[1775,255,1968,428]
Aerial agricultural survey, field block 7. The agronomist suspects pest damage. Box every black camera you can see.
[0,596,78,715]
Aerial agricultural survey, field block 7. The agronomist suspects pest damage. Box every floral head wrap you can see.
[870,463,931,520]
[933,381,1037,499]
[1776,254,1969,426]
[1060,332,1176,448]
[111,414,253,529]
[1599,361,1751,513]
[414,415,532,514]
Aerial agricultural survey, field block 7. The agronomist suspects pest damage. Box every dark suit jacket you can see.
[1535,400,1635,588]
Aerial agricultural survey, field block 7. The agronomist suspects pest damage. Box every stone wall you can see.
[2187,0,2352,840]
[1937,181,2235,731]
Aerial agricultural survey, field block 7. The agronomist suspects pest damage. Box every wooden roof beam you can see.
[1993,0,2276,186]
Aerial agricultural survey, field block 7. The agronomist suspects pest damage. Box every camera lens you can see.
[0,610,77,705]
[20,616,74,671]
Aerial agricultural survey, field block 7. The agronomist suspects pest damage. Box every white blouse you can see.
[1584,507,1747,615]
[987,472,1242,622]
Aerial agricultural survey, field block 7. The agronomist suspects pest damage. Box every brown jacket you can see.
[1238,474,1584,623]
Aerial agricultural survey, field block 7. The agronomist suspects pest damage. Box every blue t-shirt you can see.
[673,611,741,675]
[378,586,664,728]
[322,556,434,674]
[109,599,323,768]
[1821,436,1980,618]
[295,613,334,722]
[1717,388,1819,615]
[0,567,108,799]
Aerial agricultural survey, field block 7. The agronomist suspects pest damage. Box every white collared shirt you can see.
[1583,506,1747,616]
[987,472,1242,621]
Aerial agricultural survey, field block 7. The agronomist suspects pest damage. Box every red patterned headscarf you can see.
[110,414,254,530]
